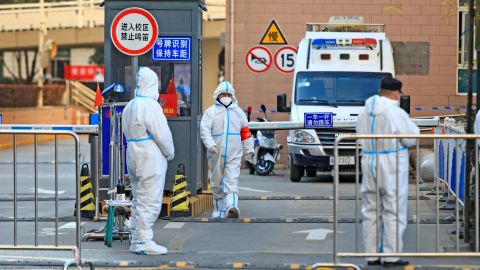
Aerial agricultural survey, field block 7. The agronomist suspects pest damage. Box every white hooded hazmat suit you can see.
[357,95,419,262]
[474,110,480,134]
[200,81,254,218]
[475,111,480,150]
[122,67,175,255]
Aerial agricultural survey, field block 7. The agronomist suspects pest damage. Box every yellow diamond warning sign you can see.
[259,19,287,45]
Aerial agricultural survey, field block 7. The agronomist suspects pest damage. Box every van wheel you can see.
[290,162,304,182]
[306,167,317,177]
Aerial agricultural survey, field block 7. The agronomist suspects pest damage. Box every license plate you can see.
[329,156,355,165]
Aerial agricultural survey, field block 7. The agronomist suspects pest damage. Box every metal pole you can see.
[416,140,420,252]
[375,139,380,254]
[229,0,234,83]
[355,142,359,253]
[132,57,138,100]
[434,139,440,252]
[476,0,480,248]
[55,135,58,246]
[109,104,115,193]
[89,135,99,218]
[476,0,480,110]
[37,0,46,107]
[456,139,461,251]
[333,139,339,263]
[465,0,476,243]
[13,134,17,246]
[396,138,400,253]
[74,134,81,259]
[475,141,479,252]
[34,135,38,246]
[118,113,125,186]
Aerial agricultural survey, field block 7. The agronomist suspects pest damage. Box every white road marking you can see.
[39,228,68,236]
[163,222,185,229]
[293,228,343,240]
[31,188,66,195]
[238,186,271,193]
[38,222,85,236]
[59,222,85,229]
[0,255,74,261]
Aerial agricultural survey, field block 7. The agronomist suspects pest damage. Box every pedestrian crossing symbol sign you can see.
[259,19,288,45]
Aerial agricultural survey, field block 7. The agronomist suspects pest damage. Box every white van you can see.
[277,16,407,182]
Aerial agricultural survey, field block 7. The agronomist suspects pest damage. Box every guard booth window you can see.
[125,61,192,117]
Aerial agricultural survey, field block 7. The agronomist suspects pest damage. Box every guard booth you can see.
[101,0,206,194]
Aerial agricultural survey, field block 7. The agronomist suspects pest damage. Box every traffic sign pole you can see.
[131,56,138,99]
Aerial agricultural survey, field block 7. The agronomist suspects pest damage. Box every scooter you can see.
[245,104,282,176]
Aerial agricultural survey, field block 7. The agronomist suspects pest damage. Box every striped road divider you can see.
[0,195,429,202]
[170,216,455,225]
[0,258,361,270]
[238,195,430,201]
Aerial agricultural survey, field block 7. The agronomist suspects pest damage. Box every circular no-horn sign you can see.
[110,7,159,56]
[245,46,272,73]
[274,46,297,73]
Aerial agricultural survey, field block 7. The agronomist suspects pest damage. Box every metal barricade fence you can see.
[333,134,480,263]
[0,130,82,268]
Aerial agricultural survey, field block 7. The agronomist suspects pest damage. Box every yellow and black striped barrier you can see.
[171,164,190,217]
[74,164,96,219]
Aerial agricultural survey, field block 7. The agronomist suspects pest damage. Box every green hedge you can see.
[0,84,65,107]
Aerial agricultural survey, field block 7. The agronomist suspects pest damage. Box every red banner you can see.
[64,65,104,82]
[159,94,177,117]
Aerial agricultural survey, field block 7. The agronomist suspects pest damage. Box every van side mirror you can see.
[277,93,291,113]
[400,95,410,114]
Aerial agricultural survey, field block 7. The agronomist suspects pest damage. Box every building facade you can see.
[225,0,469,165]
[0,0,226,111]
[226,0,468,116]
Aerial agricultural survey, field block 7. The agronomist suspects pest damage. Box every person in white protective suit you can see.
[122,67,175,255]
[475,110,480,134]
[475,111,480,155]
[356,77,419,267]
[200,81,254,218]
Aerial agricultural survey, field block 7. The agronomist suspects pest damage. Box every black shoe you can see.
[367,260,382,266]
[382,260,410,267]
[226,208,239,218]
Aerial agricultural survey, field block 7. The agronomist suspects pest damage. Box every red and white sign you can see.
[245,46,272,73]
[110,7,158,56]
[274,46,297,73]
[64,65,104,82]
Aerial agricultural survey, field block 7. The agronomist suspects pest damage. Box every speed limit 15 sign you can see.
[274,46,297,73]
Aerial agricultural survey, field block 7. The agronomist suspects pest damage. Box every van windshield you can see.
[295,72,392,106]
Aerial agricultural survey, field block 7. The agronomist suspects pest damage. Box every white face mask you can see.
[219,96,232,106]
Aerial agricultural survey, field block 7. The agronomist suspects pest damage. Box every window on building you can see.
[50,48,70,79]
[457,3,477,94]
[457,8,474,67]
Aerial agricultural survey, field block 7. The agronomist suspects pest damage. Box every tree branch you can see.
[1,55,20,82]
